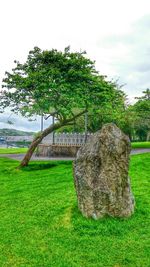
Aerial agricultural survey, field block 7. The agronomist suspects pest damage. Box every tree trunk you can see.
[19,121,63,168]
[19,110,86,168]
[19,136,43,167]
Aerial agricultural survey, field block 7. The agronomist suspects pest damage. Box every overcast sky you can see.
[0,0,150,131]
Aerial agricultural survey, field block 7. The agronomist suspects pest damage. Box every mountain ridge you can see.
[0,128,34,136]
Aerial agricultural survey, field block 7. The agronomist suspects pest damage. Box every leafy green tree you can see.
[57,85,127,133]
[0,46,124,167]
[133,90,150,141]
[135,88,150,100]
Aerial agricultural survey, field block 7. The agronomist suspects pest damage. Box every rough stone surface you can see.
[74,123,135,219]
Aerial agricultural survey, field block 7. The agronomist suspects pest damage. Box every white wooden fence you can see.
[42,133,93,145]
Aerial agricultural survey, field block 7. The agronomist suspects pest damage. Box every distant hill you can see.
[0,128,34,136]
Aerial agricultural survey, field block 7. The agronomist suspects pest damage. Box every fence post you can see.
[84,112,88,143]
[52,116,55,144]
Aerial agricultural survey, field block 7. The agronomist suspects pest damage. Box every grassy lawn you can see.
[131,141,150,149]
[0,147,28,154]
[0,142,149,155]
[0,154,149,267]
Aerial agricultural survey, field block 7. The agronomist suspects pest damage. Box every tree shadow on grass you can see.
[22,160,73,172]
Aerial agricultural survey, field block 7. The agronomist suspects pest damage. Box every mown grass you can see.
[0,154,149,267]
[131,141,150,149]
[0,142,149,155]
[0,147,28,154]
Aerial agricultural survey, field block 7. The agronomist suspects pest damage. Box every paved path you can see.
[0,148,150,161]
[131,148,150,155]
[0,153,74,161]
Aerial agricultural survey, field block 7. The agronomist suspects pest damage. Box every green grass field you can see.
[0,147,28,154]
[0,154,149,267]
[131,141,150,149]
[0,142,149,155]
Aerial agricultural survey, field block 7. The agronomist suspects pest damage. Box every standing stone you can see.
[74,123,135,219]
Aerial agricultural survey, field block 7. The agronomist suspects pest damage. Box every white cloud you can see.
[96,14,150,98]
[0,111,52,132]
[0,0,150,130]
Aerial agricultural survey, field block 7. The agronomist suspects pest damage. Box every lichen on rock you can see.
[74,123,135,219]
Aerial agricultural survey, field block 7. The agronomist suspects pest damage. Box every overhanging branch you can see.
[63,109,87,124]
[44,111,59,120]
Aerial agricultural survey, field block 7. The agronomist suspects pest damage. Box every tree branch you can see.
[63,109,87,124]
[44,111,58,120]
[65,122,74,126]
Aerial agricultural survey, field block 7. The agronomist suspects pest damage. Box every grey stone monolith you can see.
[74,123,135,219]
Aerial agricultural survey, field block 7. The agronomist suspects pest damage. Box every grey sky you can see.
[0,112,52,132]
[0,0,150,131]
[98,15,150,98]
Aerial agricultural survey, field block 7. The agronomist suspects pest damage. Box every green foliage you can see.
[131,142,150,149]
[0,154,149,266]
[56,90,127,133]
[1,47,124,122]
[84,89,150,140]
[135,88,150,100]
[0,148,28,154]
[131,90,150,141]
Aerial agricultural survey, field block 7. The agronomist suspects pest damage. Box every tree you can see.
[132,90,150,141]
[135,88,150,100]
[56,82,127,134]
[0,46,124,167]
